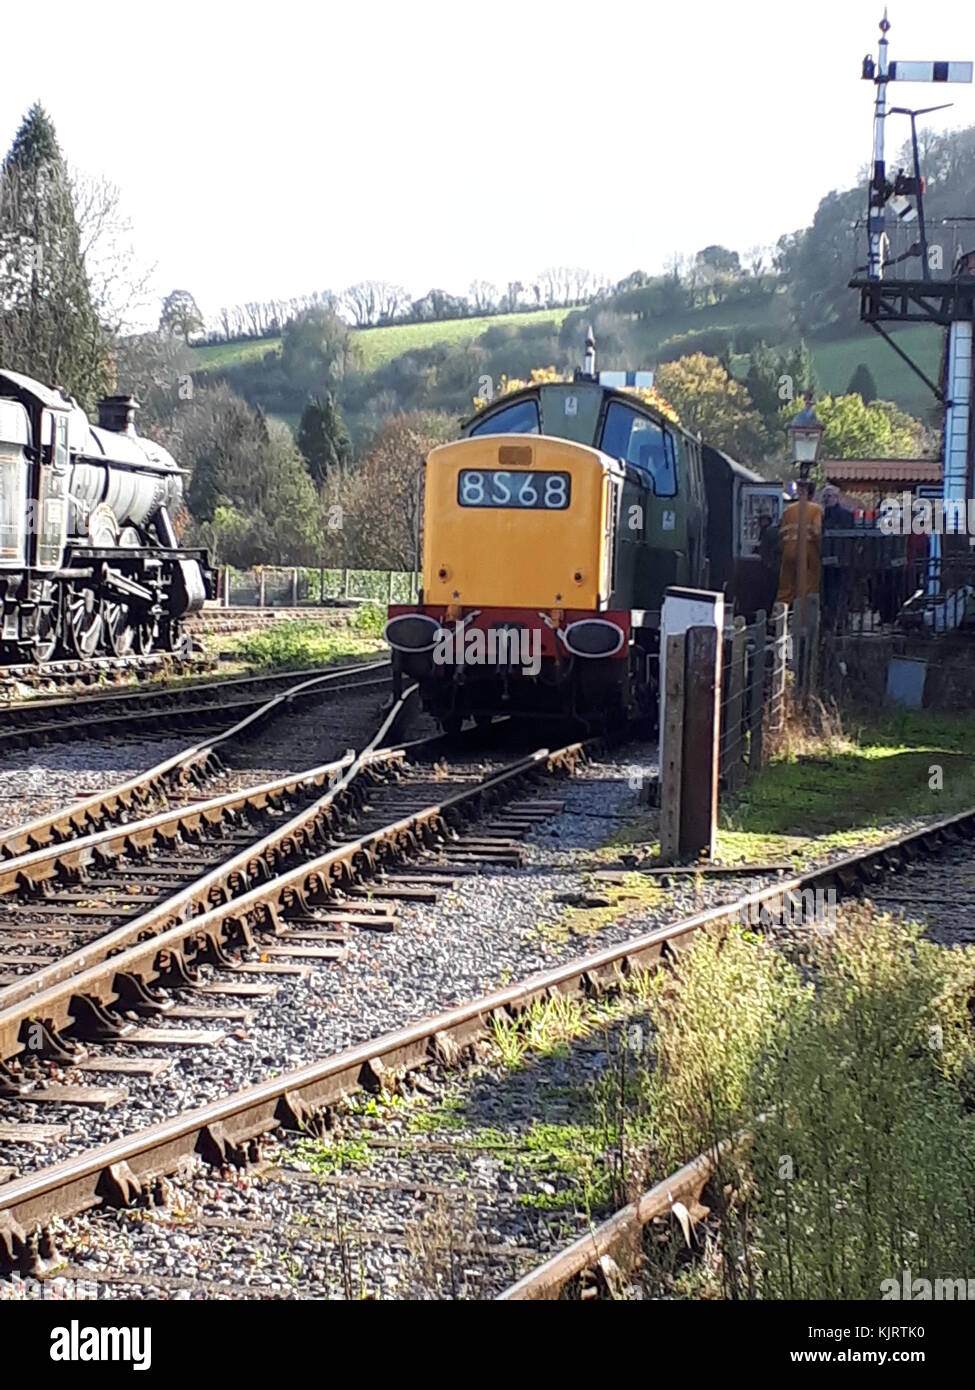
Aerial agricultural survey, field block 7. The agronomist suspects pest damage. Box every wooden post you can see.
[658,632,686,865]
[292,568,299,606]
[796,482,809,690]
[721,616,747,791]
[770,603,787,732]
[680,625,721,860]
[388,570,395,603]
[804,593,821,698]
[319,565,325,605]
[747,610,767,772]
[258,569,265,608]
[344,568,352,600]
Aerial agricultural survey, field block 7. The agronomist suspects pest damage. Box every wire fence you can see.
[215,566,419,607]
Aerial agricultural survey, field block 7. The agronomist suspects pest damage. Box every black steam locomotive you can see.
[0,370,211,662]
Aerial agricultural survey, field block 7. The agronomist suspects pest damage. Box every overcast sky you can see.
[2,0,974,325]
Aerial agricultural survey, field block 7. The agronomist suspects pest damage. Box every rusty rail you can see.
[0,660,391,860]
[0,740,579,1062]
[1,796,972,1271]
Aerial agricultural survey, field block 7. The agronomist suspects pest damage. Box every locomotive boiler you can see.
[0,369,210,662]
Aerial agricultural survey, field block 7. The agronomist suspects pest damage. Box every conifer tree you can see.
[0,103,107,404]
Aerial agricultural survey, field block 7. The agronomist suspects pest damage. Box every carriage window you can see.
[469,398,540,436]
[600,402,677,497]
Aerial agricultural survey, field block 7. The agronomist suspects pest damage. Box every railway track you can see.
[0,651,207,702]
[0,659,392,753]
[0,797,972,1281]
[0,661,393,861]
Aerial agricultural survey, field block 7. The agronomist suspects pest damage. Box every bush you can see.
[639,914,975,1300]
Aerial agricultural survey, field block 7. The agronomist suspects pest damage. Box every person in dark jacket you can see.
[821,484,854,629]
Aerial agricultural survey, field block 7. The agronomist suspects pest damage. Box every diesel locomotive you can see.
[0,369,210,662]
[385,357,768,730]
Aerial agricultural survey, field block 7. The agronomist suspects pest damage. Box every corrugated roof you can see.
[823,459,943,483]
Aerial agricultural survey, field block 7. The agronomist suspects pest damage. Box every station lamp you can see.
[788,400,825,478]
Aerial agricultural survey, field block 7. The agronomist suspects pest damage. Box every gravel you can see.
[2,734,972,1279]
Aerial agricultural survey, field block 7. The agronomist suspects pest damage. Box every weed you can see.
[233,618,382,671]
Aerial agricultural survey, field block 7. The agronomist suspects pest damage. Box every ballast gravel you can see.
[3,738,966,1185]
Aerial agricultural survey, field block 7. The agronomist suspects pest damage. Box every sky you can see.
[2,0,974,327]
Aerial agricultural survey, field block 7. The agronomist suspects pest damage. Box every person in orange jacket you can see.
[776,479,823,608]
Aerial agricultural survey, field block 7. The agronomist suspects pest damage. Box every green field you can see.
[192,296,945,425]
[192,307,572,375]
[193,337,282,369]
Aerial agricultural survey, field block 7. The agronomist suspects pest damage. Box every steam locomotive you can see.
[0,369,210,663]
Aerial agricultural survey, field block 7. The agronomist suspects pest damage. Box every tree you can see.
[333,411,453,568]
[745,340,784,431]
[159,288,204,340]
[0,103,108,405]
[695,245,742,276]
[174,383,323,565]
[847,362,878,404]
[654,353,766,460]
[280,306,355,395]
[342,280,409,326]
[297,393,352,485]
[780,393,929,460]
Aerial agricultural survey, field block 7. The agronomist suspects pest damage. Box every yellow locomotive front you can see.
[386,433,635,730]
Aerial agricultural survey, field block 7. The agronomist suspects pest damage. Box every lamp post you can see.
[788,399,824,692]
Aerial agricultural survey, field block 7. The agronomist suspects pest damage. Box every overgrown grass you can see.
[231,616,384,670]
[638,915,975,1299]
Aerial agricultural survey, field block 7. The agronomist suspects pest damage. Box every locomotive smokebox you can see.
[97,394,140,435]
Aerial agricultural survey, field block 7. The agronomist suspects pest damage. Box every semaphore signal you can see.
[861,10,972,281]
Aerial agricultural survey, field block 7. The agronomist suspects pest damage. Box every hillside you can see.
[190,294,944,438]
[192,307,572,375]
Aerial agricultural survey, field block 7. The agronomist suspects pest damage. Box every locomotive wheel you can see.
[28,581,60,664]
[64,584,103,659]
[104,601,156,657]
[135,614,158,655]
[104,600,138,657]
[160,619,192,658]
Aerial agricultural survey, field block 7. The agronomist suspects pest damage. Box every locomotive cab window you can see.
[0,442,27,561]
[469,398,540,437]
[458,469,570,509]
[599,402,677,497]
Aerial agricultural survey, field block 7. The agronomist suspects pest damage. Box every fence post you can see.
[258,569,266,608]
[680,624,721,861]
[747,610,767,772]
[659,632,686,865]
[344,568,352,600]
[770,603,787,732]
[319,565,325,607]
[292,568,298,606]
[721,615,747,791]
[804,593,821,699]
[388,570,395,603]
